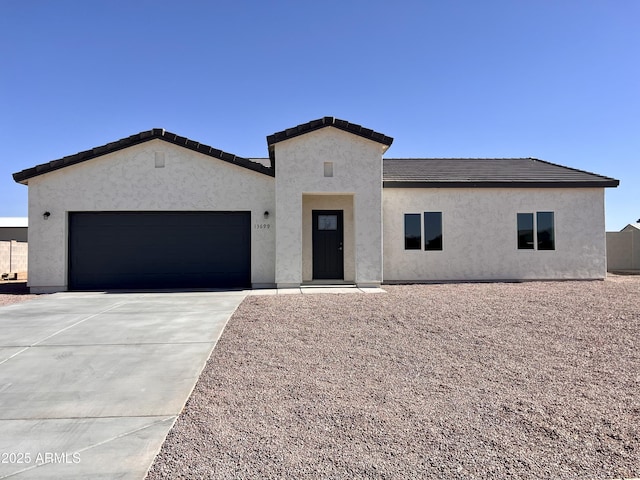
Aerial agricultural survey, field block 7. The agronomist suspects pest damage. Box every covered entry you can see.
[68,211,251,290]
[302,195,355,283]
[312,210,344,279]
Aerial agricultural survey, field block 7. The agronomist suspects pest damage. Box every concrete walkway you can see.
[249,284,386,295]
[0,290,247,479]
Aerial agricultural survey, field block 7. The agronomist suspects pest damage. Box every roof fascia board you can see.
[13,129,274,184]
[266,116,393,164]
[266,117,393,147]
[383,180,620,188]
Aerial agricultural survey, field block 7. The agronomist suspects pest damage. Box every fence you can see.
[606,231,640,271]
[0,241,28,276]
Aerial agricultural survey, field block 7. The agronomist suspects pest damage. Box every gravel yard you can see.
[0,282,38,306]
[156,278,635,478]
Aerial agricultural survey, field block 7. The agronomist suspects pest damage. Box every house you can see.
[606,222,640,272]
[12,117,619,293]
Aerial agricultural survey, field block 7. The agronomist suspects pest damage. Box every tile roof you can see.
[382,158,619,188]
[12,125,618,190]
[13,129,274,184]
[266,117,393,163]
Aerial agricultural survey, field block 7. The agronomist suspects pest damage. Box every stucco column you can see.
[275,194,303,287]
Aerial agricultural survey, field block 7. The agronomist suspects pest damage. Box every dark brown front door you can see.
[312,210,344,280]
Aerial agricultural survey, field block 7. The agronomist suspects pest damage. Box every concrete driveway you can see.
[0,290,247,479]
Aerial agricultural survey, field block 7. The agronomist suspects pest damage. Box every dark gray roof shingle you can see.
[383,158,619,188]
[13,129,274,183]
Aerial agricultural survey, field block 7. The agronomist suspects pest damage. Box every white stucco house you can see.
[13,117,619,293]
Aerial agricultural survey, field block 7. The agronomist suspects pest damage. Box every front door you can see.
[312,210,344,280]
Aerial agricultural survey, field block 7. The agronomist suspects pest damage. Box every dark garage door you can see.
[69,212,251,290]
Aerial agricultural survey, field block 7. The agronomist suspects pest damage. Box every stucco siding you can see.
[27,140,275,292]
[274,128,384,287]
[383,187,607,281]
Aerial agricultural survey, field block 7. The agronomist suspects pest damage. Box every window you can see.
[323,162,334,177]
[518,212,555,250]
[424,212,443,251]
[517,213,534,249]
[318,215,338,231]
[404,214,421,249]
[404,212,443,250]
[537,212,555,250]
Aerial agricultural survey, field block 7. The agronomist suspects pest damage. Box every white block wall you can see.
[0,241,28,274]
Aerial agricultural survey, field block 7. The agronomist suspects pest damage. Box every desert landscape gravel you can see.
[146,276,639,479]
[0,282,37,306]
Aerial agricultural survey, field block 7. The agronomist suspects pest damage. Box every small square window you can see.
[324,162,334,177]
[318,215,338,230]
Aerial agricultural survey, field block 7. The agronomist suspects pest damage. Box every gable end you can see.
[13,129,274,184]
[266,116,393,164]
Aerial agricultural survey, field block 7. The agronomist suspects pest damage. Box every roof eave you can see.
[382,180,620,188]
[266,116,393,164]
[13,129,275,184]
[266,116,393,147]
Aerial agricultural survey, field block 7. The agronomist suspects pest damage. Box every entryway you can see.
[312,210,344,280]
[301,194,355,284]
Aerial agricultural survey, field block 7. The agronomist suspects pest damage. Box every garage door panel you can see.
[69,212,251,290]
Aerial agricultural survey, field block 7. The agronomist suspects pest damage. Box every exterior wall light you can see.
[264,211,269,219]
[43,211,51,220]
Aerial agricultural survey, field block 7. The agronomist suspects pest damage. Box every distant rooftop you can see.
[0,217,28,228]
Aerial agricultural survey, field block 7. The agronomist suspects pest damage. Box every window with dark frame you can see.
[517,213,534,249]
[518,211,555,250]
[424,212,443,251]
[537,212,555,250]
[404,214,421,250]
[404,212,443,250]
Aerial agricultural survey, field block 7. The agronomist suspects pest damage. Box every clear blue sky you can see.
[1,1,638,230]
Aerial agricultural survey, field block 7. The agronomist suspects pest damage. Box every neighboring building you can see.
[0,217,28,279]
[12,117,619,293]
[607,223,640,272]
[0,217,28,242]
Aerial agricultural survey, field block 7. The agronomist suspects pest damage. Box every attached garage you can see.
[68,211,251,290]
